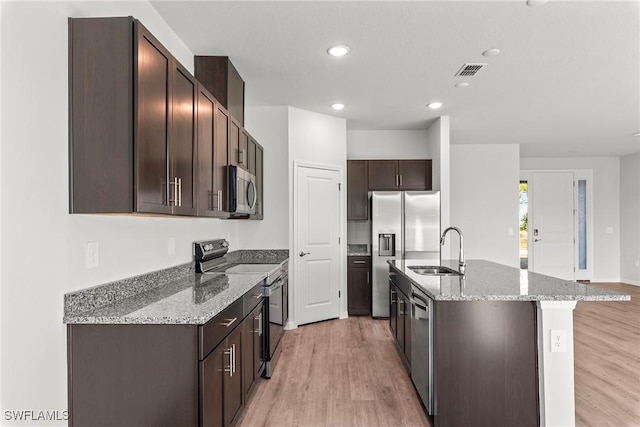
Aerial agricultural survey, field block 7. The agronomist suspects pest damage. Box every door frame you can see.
[290,161,346,330]
[521,169,594,281]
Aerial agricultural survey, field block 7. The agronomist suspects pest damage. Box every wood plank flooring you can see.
[238,283,640,427]
[236,316,431,427]
[574,283,640,427]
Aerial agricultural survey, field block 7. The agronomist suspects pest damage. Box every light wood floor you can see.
[237,316,431,427]
[574,283,640,427]
[238,283,640,427]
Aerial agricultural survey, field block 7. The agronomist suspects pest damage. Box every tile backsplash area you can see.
[347,220,370,246]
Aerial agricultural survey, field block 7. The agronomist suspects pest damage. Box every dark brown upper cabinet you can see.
[347,160,369,220]
[69,17,195,215]
[196,84,229,217]
[195,56,245,126]
[368,160,432,191]
[252,144,264,220]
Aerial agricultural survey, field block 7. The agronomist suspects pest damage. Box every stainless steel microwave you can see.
[228,165,257,215]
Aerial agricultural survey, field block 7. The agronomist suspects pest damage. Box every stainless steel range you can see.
[194,239,288,378]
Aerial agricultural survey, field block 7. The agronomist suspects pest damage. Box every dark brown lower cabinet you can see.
[201,325,243,427]
[347,256,371,315]
[389,281,410,369]
[68,296,265,427]
[242,303,264,398]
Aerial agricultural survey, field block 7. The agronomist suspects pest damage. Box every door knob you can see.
[299,251,310,257]
[534,238,543,242]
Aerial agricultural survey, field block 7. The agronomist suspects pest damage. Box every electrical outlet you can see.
[508,227,514,236]
[634,259,640,269]
[550,329,567,353]
[606,227,614,235]
[85,241,99,269]
[167,237,176,255]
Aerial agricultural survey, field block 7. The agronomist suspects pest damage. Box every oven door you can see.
[229,166,256,215]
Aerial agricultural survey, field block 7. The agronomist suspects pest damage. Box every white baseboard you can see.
[620,278,640,286]
[284,320,298,330]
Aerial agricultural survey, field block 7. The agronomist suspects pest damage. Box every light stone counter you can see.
[388,259,629,302]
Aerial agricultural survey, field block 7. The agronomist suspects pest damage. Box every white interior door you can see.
[295,165,341,325]
[530,172,575,280]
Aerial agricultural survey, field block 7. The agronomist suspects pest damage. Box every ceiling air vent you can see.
[455,63,487,77]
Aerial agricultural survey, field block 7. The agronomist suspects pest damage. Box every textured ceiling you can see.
[151,0,640,157]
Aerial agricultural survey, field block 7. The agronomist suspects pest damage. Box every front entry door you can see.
[530,172,575,280]
[295,165,341,325]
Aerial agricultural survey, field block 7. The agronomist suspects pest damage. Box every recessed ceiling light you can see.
[482,48,501,57]
[527,0,549,6]
[428,102,443,109]
[331,103,345,110]
[327,45,351,57]
[455,82,469,88]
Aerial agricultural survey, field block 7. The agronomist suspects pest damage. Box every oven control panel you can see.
[194,239,229,263]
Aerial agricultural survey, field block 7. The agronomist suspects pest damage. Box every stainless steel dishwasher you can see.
[410,284,434,415]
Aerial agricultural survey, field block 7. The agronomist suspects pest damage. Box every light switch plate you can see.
[167,237,176,255]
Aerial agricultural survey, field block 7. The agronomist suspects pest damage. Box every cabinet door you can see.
[214,105,229,212]
[247,137,256,175]
[196,86,216,216]
[135,24,172,214]
[368,160,399,190]
[389,284,398,338]
[253,305,264,380]
[169,61,196,215]
[399,159,432,190]
[347,160,368,220]
[200,345,225,427]
[396,292,405,353]
[254,145,264,219]
[347,257,371,315]
[224,327,243,427]
[239,129,249,170]
[228,120,240,167]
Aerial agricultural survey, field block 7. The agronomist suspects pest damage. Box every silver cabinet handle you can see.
[219,318,237,328]
[231,343,236,374]
[178,177,182,207]
[299,251,310,257]
[353,260,366,264]
[238,148,246,164]
[224,346,233,376]
[252,293,262,299]
[258,312,262,336]
[217,190,223,211]
[396,175,399,187]
[399,174,403,187]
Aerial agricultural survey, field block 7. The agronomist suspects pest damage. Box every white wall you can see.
[239,106,289,249]
[427,117,451,255]
[0,2,242,424]
[347,130,429,159]
[521,157,621,282]
[450,144,521,268]
[288,107,347,324]
[620,153,640,285]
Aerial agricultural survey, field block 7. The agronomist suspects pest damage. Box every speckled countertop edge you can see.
[64,249,289,325]
[388,259,631,302]
[347,244,371,256]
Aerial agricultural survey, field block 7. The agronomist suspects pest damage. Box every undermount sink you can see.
[408,265,462,276]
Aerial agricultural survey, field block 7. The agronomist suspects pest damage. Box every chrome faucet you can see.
[440,226,466,274]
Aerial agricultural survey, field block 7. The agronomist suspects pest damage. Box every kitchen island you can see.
[388,259,630,427]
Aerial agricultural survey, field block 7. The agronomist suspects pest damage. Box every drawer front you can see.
[348,256,371,268]
[199,297,243,360]
[243,281,264,316]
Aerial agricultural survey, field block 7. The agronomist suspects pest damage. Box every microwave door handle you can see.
[249,179,257,210]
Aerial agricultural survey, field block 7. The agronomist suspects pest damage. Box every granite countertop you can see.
[347,244,371,256]
[64,249,288,325]
[388,259,631,302]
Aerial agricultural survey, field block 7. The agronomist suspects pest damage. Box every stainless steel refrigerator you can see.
[371,191,440,317]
